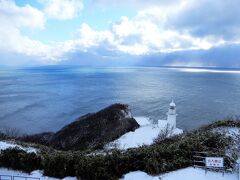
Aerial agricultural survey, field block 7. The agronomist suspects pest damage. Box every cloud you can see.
[66,6,225,56]
[61,43,240,68]
[0,0,69,63]
[109,14,222,55]
[0,0,229,63]
[0,0,49,59]
[168,0,240,40]
[0,0,45,29]
[74,23,114,49]
[1,0,240,67]
[0,0,83,63]
[136,43,240,68]
[41,0,83,20]
[81,0,240,57]
[94,0,181,9]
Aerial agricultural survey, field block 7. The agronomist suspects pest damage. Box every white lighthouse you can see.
[167,100,177,128]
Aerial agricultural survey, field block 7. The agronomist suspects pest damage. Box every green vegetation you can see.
[0,148,42,173]
[200,117,240,130]
[1,119,238,179]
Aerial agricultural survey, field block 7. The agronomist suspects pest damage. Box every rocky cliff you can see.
[21,104,139,150]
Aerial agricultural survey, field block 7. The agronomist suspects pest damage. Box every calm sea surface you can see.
[1,66,240,134]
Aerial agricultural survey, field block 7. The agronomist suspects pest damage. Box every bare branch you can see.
[154,124,174,143]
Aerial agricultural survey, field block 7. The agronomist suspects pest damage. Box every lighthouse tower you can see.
[167,100,177,128]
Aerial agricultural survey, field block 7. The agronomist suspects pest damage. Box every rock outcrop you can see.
[21,104,139,150]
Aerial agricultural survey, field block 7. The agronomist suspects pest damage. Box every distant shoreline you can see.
[2,65,240,72]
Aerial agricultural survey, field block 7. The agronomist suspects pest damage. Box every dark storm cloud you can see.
[169,0,240,39]
[137,43,240,68]
[60,43,240,68]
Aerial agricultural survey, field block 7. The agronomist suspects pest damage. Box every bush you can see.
[0,148,42,173]
[43,153,76,178]
[0,119,235,179]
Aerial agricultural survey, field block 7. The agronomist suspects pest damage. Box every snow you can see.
[134,117,151,126]
[122,171,159,180]
[215,127,240,137]
[0,168,77,180]
[106,117,183,149]
[0,141,37,153]
[212,127,240,145]
[122,167,237,180]
[213,127,240,157]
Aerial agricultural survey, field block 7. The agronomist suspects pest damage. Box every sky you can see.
[0,0,240,67]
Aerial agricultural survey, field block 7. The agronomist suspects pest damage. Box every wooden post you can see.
[237,158,240,180]
[205,157,207,174]
[238,163,240,180]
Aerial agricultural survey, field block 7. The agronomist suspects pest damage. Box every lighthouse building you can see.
[167,100,177,128]
[158,100,178,129]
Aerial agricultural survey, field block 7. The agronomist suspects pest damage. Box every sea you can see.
[1,66,240,134]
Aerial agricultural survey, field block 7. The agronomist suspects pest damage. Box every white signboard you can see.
[205,157,224,168]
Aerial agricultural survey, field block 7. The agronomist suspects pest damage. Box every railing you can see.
[0,175,12,180]
[193,151,235,170]
[0,175,40,180]
[193,151,207,168]
[192,151,236,176]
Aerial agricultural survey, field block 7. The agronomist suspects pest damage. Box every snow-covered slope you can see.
[0,141,37,153]
[0,168,77,180]
[212,126,240,157]
[213,127,240,139]
[122,167,237,180]
[106,117,183,149]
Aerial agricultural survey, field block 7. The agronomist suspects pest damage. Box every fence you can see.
[192,151,235,176]
[0,175,40,180]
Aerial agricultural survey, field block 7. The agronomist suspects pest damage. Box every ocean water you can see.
[1,66,240,134]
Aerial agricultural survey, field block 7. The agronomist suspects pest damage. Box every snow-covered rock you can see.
[0,141,37,153]
[0,168,77,180]
[106,117,183,149]
[122,167,237,180]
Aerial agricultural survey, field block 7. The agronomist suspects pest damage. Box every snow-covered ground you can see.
[122,167,238,180]
[0,168,77,180]
[213,126,240,157]
[0,141,37,153]
[213,127,240,138]
[106,117,183,149]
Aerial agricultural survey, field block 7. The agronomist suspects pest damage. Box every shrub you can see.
[43,152,76,178]
[0,119,235,179]
[0,148,42,173]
